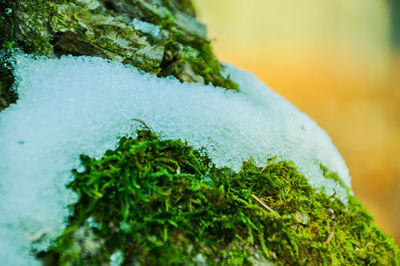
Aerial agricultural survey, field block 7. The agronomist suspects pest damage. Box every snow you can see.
[0,53,351,264]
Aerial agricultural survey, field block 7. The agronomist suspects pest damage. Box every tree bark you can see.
[0,0,237,111]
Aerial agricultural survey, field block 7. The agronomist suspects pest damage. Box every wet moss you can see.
[38,129,399,265]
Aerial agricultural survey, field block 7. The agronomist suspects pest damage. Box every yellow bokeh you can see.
[196,0,400,246]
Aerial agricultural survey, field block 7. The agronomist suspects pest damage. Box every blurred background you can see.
[196,0,400,246]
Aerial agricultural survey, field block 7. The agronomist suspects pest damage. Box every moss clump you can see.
[38,129,399,265]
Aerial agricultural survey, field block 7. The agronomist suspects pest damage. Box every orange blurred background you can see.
[196,0,400,246]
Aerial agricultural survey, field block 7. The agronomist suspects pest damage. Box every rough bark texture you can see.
[0,0,238,111]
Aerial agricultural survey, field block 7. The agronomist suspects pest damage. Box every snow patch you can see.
[0,54,351,263]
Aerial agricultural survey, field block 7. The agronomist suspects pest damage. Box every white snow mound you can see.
[0,54,351,264]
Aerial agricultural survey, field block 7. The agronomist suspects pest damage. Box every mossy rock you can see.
[37,129,399,265]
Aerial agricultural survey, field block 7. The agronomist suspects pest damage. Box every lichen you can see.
[38,129,399,265]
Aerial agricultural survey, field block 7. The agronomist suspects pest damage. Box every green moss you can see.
[38,129,399,265]
[179,37,239,91]
[32,38,54,55]
[154,9,239,91]
[320,163,352,196]
[161,0,197,17]
[0,3,15,49]
[11,1,54,55]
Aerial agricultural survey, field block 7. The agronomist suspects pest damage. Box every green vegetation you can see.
[38,129,399,265]
[160,33,239,91]
[0,1,15,49]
